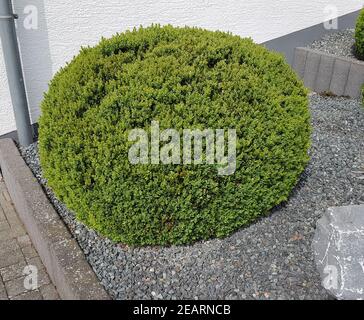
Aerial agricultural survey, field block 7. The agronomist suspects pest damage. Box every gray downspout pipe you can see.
[0,0,33,146]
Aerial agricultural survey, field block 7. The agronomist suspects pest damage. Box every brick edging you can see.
[293,47,364,98]
[0,138,110,300]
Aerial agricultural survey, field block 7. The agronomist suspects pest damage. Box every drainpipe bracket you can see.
[0,14,18,19]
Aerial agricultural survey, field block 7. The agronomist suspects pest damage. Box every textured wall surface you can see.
[0,39,16,135]
[0,0,363,135]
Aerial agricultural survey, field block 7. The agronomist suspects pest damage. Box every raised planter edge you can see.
[0,138,110,300]
[293,47,364,98]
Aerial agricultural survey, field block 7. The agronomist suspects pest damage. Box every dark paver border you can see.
[293,47,364,98]
[0,138,110,300]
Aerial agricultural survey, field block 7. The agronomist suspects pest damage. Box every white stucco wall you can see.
[0,0,363,135]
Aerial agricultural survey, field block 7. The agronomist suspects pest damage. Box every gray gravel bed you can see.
[20,94,364,300]
[308,29,358,60]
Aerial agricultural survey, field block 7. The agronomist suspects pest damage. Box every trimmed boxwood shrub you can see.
[39,25,311,246]
[355,9,364,59]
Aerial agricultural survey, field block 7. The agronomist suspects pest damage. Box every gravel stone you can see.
[308,29,359,61]
[19,94,364,299]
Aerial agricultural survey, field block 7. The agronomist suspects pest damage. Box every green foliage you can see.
[355,9,364,59]
[355,10,364,106]
[39,25,311,246]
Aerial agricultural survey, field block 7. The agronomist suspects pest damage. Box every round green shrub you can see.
[355,9,364,59]
[39,25,311,246]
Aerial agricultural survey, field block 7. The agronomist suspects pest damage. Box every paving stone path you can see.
[0,173,59,300]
